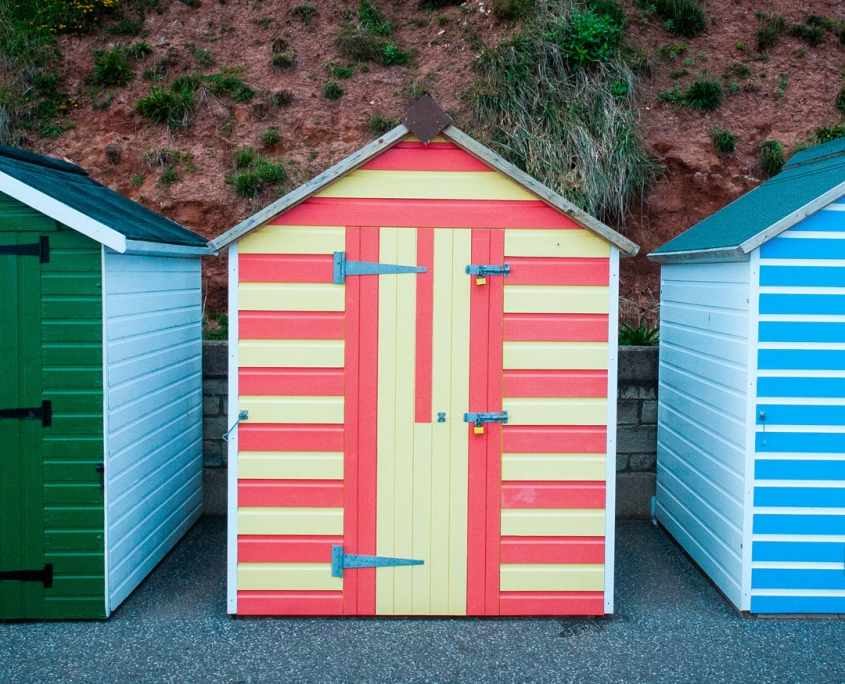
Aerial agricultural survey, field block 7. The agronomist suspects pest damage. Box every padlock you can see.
[474,424,484,435]
[476,276,487,286]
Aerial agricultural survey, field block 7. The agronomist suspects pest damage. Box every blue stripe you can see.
[753,541,845,562]
[756,403,845,426]
[756,432,845,453]
[756,459,845,479]
[751,595,845,613]
[758,348,845,370]
[788,209,845,232]
[758,376,845,398]
[760,321,845,342]
[752,568,845,590]
[754,513,845,535]
[760,237,845,259]
[760,265,845,288]
[759,294,845,315]
[754,486,845,507]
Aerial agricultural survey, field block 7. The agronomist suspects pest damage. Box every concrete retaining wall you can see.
[201,342,658,517]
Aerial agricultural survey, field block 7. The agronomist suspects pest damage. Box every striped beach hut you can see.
[1,145,210,619]
[650,137,845,614]
[212,96,639,617]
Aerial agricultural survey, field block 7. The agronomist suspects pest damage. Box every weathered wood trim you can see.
[648,246,748,264]
[121,239,214,257]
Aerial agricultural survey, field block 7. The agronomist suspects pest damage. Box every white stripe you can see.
[752,561,844,570]
[759,314,845,322]
[755,480,845,488]
[775,230,845,239]
[758,342,845,350]
[759,286,845,295]
[755,453,845,461]
[755,425,845,433]
[752,534,845,542]
[758,369,845,378]
[752,588,845,597]
[756,397,845,406]
[760,258,845,267]
[754,506,845,515]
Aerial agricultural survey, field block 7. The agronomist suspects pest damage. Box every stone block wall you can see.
[200,342,659,517]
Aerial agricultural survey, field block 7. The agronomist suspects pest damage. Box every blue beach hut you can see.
[649,138,845,615]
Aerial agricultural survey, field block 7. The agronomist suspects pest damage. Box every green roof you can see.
[0,145,209,248]
[651,138,845,258]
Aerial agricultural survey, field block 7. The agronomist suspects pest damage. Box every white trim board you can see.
[604,246,620,614]
[226,242,240,614]
[100,244,112,617]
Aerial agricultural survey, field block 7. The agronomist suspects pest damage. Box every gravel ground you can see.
[2,517,844,684]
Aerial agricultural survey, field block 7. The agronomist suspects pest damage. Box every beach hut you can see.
[213,96,638,617]
[650,137,845,614]
[0,145,211,619]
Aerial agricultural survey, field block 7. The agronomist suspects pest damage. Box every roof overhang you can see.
[120,239,214,257]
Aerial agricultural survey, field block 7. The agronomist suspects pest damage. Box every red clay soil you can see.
[34,0,845,315]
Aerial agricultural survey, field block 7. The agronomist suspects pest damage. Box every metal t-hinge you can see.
[0,564,53,588]
[466,263,510,285]
[0,400,52,427]
[0,236,50,263]
[331,546,424,578]
[463,411,508,435]
[333,251,426,284]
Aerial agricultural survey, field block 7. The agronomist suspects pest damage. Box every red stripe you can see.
[238,480,344,507]
[239,424,344,452]
[239,312,344,340]
[501,481,605,509]
[500,537,605,564]
[237,591,343,616]
[506,258,609,286]
[272,198,580,230]
[237,535,343,563]
[503,370,608,398]
[502,426,607,453]
[503,313,609,342]
[239,254,334,283]
[239,368,344,396]
[359,144,491,172]
[499,592,604,616]
[415,228,434,423]
[343,226,379,615]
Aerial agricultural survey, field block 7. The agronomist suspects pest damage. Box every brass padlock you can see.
[474,424,485,435]
[476,276,487,286]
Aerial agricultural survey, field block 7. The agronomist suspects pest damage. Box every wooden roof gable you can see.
[211,96,638,257]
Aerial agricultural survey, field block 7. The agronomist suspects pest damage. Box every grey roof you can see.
[0,145,209,248]
[651,138,845,259]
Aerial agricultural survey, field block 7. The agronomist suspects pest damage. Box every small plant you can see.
[789,22,825,46]
[234,146,257,170]
[760,140,784,176]
[657,86,685,104]
[271,90,294,107]
[93,50,134,87]
[261,126,281,146]
[105,18,144,37]
[292,4,316,26]
[191,46,213,67]
[668,69,688,79]
[358,0,393,36]
[259,17,275,29]
[836,86,845,113]
[492,0,535,22]
[255,157,286,184]
[204,71,255,102]
[368,114,399,133]
[336,23,388,62]
[324,80,344,99]
[438,15,449,27]
[130,173,145,188]
[797,47,806,58]
[327,61,354,78]
[652,0,705,38]
[547,8,621,67]
[158,165,179,189]
[711,127,736,153]
[383,43,411,65]
[685,75,722,110]
[135,77,199,130]
[272,52,295,68]
[756,14,786,51]
[725,63,750,79]
[234,173,260,198]
[773,73,787,100]
[618,320,659,346]
[105,144,122,165]
[736,42,748,53]
[125,42,153,60]
[203,312,228,340]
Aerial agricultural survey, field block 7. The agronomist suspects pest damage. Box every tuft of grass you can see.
[545,8,622,67]
[369,114,399,133]
[93,49,134,86]
[292,4,316,26]
[471,0,660,226]
[336,22,388,62]
[711,127,736,153]
[358,0,393,36]
[271,90,294,107]
[261,126,280,145]
[233,172,260,198]
[204,71,254,103]
[324,80,344,99]
[125,42,153,60]
[619,320,659,346]
[272,52,295,68]
[327,61,354,78]
[104,18,144,38]
[158,165,179,189]
[130,173,145,188]
[190,45,213,67]
[492,0,536,22]
[760,139,784,176]
[789,22,825,46]
[684,75,722,110]
[226,148,287,198]
[255,157,286,184]
[234,146,257,170]
[756,14,786,51]
[652,0,705,38]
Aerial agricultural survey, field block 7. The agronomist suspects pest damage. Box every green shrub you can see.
[358,0,392,36]
[711,127,736,153]
[685,76,722,110]
[652,0,705,38]
[204,71,254,102]
[234,146,257,170]
[586,0,626,28]
[546,8,621,67]
[272,52,295,68]
[368,114,399,133]
[805,124,845,146]
[125,42,153,59]
[492,0,535,22]
[789,22,825,46]
[135,78,198,130]
[93,49,134,86]
[760,140,784,175]
[336,23,388,62]
[619,320,659,346]
[324,81,344,99]
[191,47,213,67]
[383,43,411,65]
[261,126,281,145]
[234,173,260,198]
[158,165,179,189]
[256,158,286,184]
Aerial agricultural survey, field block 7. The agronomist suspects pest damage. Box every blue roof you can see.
[651,138,845,257]
[0,145,209,248]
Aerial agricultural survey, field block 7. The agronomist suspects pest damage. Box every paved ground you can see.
[2,518,844,684]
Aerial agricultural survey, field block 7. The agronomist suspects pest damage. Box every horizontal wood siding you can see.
[103,253,202,612]
[656,260,751,610]
[752,212,845,613]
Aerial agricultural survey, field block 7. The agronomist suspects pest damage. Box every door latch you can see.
[466,263,510,285]
[463,411,508,435]
[331,546,424,577]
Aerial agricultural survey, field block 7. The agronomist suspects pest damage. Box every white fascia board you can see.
[604,246,620,614]
[0,170,127,252]
[648,246,748,263]
[226,242,239,615]
[120,239,214,257]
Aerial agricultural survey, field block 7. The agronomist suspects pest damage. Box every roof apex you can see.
[400,95,454,145]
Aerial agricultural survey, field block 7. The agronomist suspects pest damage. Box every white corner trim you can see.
[120,239,214,257]
[226,243,239,615]
[100,245,111,617]
[604,246,620,615]
[0,170,127,252]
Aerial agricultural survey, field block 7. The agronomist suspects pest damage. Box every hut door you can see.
[0,232,48,619]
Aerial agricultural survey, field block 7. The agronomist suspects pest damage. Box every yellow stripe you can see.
[412,423,433,614]
[504,285,609,314]
[502,453,606,481]
[500,564,604,592]
[504,229,610,258]
[315,170,536,201]
[238,340,344,368]
[239,283,344,312]
[238,225,345,254]
[503,397,608,426]
[237,507,344,535]
[501,509,606,536]
[238,452,344,479]
[239,396,344,424]
[237,563,342,591]
[503,342,608,370]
